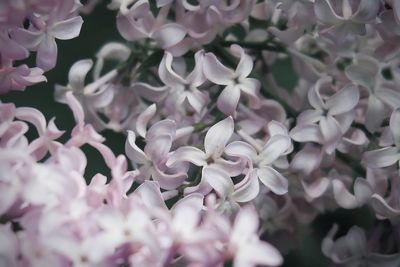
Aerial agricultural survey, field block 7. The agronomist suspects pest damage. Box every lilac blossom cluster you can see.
[2,0,400,266]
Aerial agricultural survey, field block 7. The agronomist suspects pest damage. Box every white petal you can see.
[152,23,186,49]
[230,44,253,79]
[203,53,234,85]
[203,166,234,198]
[363,147,400,168]
[370,194,400,219]
[37,35,57,71]
[136,104,156,138]
[290,124,323,143]
[257,167,288,195]
[146,119,176,140]
[217,85,241,115]
[376,88,400,109]
[314,0,343,25]
[144,134,172,160]
[302,177,330,199]
[326,85,359,115]
[319,116,342,153]
[204,116,234,158]
[389,108,400,148]
[51,16,84,40]
[224,141,257,163]
[68,59,93,90]
[166,146,206,167]
[365,94,386,133]
[232,170,259,202]
[125,130,148,164]
[259,135,291,165]
[332,179,359,209]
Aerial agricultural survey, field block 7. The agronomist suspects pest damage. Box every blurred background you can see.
[0,2,375,266]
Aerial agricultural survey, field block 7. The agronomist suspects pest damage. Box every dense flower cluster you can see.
[1,0,400,266]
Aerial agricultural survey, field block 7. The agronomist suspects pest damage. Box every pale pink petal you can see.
[297,109,324,124]
[235,241,283,267]
[65,92,84,126]
[230,44,253,79]
[152,164,187,190]
[389,108,400,147]
[136,104,156,138]
[217,85,241,115]
[224,141,257,163]
[15,107,47,135]
[204,116,234,158]
[135,181,168,210]
[259,135,291,165]
[353,178,373,205]
[203,166,234,198]
[257,166,288,195]
[314,0,343,25]
[333,179,359,209]
[319,115,342,153]
[36,34,57,71]
[365,94,386,133]
[376,88,400,109]
[133,82,169,102]
[370,194,400,219]
[290,145,322,175]
[153,23,187,49]
[203,53,234,85]
[68,59,93,90]
[239,78,261,108]
[231,205,258,242]
[302,177,330,199]
[0,31,28,60]
[10,28,43,50]
[186,50,206,87]
[146,119,176,140]
[363,147,400,168]
[166,146,206,167]
[290,124,323,143]
[326,85,359,115]
[308,78,328,110]
[144,134,172,160]
[232,170,259,202]
[158,51,186,86]
[125,130,149,164]
[51,16,84,40]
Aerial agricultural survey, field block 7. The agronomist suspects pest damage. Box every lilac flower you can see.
[363,108,400,169]
[166,116,242,197]
[203,44,261,115]
[291,77,360,154]
[0,63,46,94]
[225,121,292,197]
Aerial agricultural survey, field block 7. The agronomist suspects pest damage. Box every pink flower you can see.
[203,45,261,115]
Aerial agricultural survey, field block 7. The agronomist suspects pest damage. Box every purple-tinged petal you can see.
[203,166,233,198]
[308,77,330,110]
[353,178,373,205]
[125,130,148,164]
[135,181,169,211]
[259,135,291,165]
[144,134,172,160]
[15,107,47,135]
[344,55,379,89]
[297,109,324,124]
[230,44,253,79]
[0,31,28,60]
[370,194,400,219]
[225,141,257,163]
[302,177,330,199]
[290,124,323,143]
[231,205,258,241]
[314,0,343,25]
[376,88,400,109]
[204,116,234,158]
[291,145,322,176]
[351,0,380,23]
[36,35,57,71]
[326,85,359,115]
[68,59,93,90]
[152,165,187,190]
[363,147,400,168]
[146,119,176,140]
[133,82,169,102]
[136,104,156,138]
[333,179,359,209]
[153,23,187,49]
[365,94,386,133]
[158,51,186,86]
[235,241,283,267]
[217,85,241,115]
[9,28,43,50]
[319,115,342,153]
[65,92,84,126]
[166,146,206,167]
[203,52,234,85]
[257,166,288,195]
[232,170,259,202]
[389,108,400,148]
[51,16,83,40]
